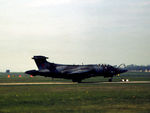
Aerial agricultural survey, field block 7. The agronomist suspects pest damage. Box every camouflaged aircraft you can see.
[25,56,128,83]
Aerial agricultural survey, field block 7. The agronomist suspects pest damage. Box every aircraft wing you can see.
[69,69,92,74]
[62,67,94,75]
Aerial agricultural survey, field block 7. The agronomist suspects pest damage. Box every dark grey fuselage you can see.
[25,56,127,82]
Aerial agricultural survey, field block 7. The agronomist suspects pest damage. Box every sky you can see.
[0,0,150,72]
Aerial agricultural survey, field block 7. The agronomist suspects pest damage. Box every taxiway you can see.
[0,81,150,85]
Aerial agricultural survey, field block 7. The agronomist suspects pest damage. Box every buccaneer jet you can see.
[25,56,128,83]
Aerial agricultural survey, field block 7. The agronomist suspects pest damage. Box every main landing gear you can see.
[108,77,113,82]
[72,79,82,83]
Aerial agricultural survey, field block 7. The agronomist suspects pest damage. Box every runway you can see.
[0,81,150,86]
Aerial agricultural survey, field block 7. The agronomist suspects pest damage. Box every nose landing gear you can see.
[121,78,129,82]
[117,74,129,82]
[108,77,129,82]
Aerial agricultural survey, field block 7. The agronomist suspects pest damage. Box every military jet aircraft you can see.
[25,56,128,83]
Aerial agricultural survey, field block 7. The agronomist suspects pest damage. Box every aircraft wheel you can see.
[108,79,112,82]
[77,80,82,83]
[72,79,82,83]
[121,79,125,82]
[121,79,129,82]
[125,79,129,82]
[72,79,76,82]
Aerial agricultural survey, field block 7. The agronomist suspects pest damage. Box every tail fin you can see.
[32,56,54,70]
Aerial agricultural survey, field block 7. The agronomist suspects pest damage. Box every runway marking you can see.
[0,81,150,85]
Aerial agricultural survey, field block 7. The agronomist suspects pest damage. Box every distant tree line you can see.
[126,64,150,71]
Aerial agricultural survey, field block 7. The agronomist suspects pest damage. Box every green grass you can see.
[0,72,70,83]
[0,84,150,113]
[0,72,150,83]
[0,72,150,113]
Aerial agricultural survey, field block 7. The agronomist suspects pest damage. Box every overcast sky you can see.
[0,0,150,72]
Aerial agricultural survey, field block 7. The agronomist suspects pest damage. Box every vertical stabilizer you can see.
[32,56,52,70]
